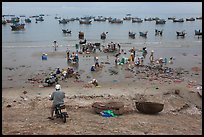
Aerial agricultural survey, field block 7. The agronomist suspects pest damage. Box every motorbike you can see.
[54,104,69,123]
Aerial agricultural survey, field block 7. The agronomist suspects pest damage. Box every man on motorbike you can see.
[48,84,65,120]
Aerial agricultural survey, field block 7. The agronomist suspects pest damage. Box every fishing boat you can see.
[139,31,148,37]
[10,22,25,31]
[144,17,153,21]
[59,18,68,24]
[25,18,31,23]
[168,17,176,20]
[62,29,71,34]
[123,14,132,20]
[176,31,186,36]
[36,16,44,21]
[195,30,202,36]
[152,17,160,21]
[135,101,164,114]
[94,16,106,21]
[156,19,166,24]
[11,17,20,23]
[132,18,143,23]
[79,19,92,24]
[109,18,123,23]
[128,31,136,38]
[186,17,195,21]
[54,16,61,19]
[196,16,202,20]
[173,18,184,22]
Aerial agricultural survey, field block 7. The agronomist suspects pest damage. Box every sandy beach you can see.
[2,43,202,135]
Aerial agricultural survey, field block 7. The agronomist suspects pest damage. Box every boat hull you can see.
[135,101,164,114]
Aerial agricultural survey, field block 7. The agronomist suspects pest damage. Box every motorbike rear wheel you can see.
[62,113,66,123]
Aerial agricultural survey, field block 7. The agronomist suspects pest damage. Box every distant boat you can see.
[186,17,195,21]
[79,19,92,24]
[168,17,176,20]
[19,15,26,17]
[196,16,202,20]
[36,16,44,21]
[11,17,20,23]
[25,18,31,23]
[139,31,148,37]
[132,18,143,23]
[109,18,123,23]
[59,18,68,24]
[54,16,61,19]
[123,14,132,20]
[10,23,25,31]
[62,29,71,34]
[173,18,184,22]
[156,19,166,24]
[195,30,202,36]
[144,17,153,21]
[152,17,160,21]
[94,16,106,21]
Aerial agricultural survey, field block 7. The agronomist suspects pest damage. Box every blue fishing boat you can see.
[10,22,25,31]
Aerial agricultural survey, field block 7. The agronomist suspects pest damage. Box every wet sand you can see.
[2,42,202,135]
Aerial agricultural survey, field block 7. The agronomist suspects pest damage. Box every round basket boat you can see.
[135,101,164,114]
[92,102,107,114]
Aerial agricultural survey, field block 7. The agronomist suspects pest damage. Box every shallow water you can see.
[2,13,202,88]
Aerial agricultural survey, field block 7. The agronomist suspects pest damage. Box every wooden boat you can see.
[135,101,164,114]
[196,17,202,20]
[92,101,124,114]
[36,16,44,21]
[152,17,160,21]
[168,17,176,20]
[173,18,184,22]
[144,18,153,21]
[109,18,123,23]
[59,18,68,24]
[139,31,148,37]
[186,17,195,21]
[123,14,132,20]
[129,31,136,38]
[54,16,61,19]
[94,16,106,21]
[156,19,166,24]
[79,19,92,24]
[25,18,31,23]
[132,18,143,23]
[92,102,108,114]
[176,31,186,36]
[62,29,71,34]
[10,23,25,31]
[195,30,202,36]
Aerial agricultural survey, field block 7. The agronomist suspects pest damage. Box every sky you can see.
[2,2,202,17]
